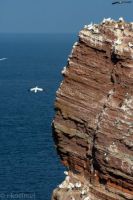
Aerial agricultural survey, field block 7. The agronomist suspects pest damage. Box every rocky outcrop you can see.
[52,18,133,200]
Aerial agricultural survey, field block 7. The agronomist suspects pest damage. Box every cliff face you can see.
[52,19,133,200]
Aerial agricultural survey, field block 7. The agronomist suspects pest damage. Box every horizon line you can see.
[0,32,77,34]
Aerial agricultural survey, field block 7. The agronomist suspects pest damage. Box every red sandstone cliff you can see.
[52,18,133,200]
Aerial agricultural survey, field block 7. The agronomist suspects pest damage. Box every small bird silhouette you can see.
[112,0,132,4]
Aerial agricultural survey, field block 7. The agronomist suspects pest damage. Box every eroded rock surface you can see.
[52,18,133,200]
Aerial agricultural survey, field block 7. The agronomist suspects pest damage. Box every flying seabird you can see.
[112,0,132,4]
[30,86,44,93]
[0,58,7,61]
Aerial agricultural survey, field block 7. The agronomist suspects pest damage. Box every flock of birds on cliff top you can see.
[84,17,133,50]
[84,17,125,33]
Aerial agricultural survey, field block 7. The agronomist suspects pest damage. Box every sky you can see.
[0,0,133,33]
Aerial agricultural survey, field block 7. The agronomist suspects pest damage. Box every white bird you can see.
[93,28,100,34]
[73,42,78,48]
[114,38,122,45]
[84,25,88,29]
[81,189,86,195]
[128,42,133,48]
[61,66,67,75]
[64,171,68,176]
[102,18,112,24]
[84,197,90,200]
[30,86,44,93]
[67,183,74,190]
[58,184,64,189]
[65,176,70,182]
[88,23,93,30]
[58,180,68,189]
[104,152,107,156]
[75,181,82,188]
[0,58,7,61]
[69,182,75,189]
[119,17,124,22]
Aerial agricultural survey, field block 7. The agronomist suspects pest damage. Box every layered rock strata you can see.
[52,18,133,200]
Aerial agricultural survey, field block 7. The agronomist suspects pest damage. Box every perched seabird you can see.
[75,181,82,188]
[83,197,90,200]
[114,38,122,45]
[112,0,132,4]
[84,23,94,31]
[102,18,112,24]
[104,152,107,156]
[93,27,100,34]
[81,189,87,195]
[65,176,70,182]
[128,42,133,48]
[58,184,64,189]
[73,42,78,48]
[85,23,100,34]
[119,17,124,22]
[87,23,93,30]
[61,66,66,74]
[58,180,68,189]
[67,183,75,190]
[114,23,125,31]
[64,171,68,176]
[30,86,44,93]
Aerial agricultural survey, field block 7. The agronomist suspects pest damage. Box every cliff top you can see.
[80,18,133,61]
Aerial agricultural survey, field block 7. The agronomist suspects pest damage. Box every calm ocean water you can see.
[0,34,76,200]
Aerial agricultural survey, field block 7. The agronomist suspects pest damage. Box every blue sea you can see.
[0,34,76,200]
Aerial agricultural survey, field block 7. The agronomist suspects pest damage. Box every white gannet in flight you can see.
[30,86,44,93]
[112,0,132,4]
[0,58,7,61]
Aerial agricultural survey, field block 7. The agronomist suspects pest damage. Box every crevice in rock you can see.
[91,60,117,182]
